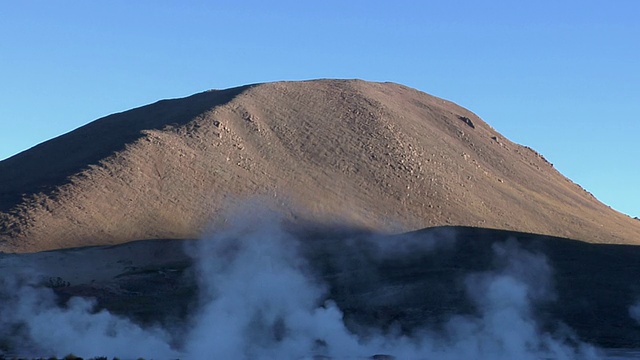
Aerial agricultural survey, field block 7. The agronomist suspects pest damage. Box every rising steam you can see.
[0,211,604,359]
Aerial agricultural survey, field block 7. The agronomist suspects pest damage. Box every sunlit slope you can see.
[1,79,639,252]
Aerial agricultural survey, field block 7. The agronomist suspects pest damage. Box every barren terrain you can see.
[2,226,640,350]
[2,80,640,356]
[1,79,639,252]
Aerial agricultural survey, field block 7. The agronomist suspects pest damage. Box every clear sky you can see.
[1,1,638,218]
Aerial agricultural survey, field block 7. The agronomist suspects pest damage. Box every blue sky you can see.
[1,1,638,217]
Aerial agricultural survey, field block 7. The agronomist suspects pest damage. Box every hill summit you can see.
[1,79,639,252]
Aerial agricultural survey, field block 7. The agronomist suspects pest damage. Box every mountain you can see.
[1,79,639,252]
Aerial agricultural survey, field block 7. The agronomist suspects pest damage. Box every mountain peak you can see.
[2,79,639,252]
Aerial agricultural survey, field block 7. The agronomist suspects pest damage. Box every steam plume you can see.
[0,211,604,359]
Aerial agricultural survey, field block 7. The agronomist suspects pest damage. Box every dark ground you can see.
[4,225,638,350]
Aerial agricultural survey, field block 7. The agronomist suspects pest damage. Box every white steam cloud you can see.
[0,212,606,359]
[628,301,640,327]
[0,268,178,358]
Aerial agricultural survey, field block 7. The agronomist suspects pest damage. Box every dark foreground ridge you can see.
[1,225,639,358]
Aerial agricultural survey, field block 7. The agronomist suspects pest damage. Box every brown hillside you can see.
[1,79,639,252]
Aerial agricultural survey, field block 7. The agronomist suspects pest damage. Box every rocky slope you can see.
[1,79,639,252]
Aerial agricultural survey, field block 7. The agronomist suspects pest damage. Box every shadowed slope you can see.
[0,85,250,210]
[1,79,639,252]
[2,226,640,349]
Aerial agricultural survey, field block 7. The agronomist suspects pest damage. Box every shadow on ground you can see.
[2,225,640,349]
